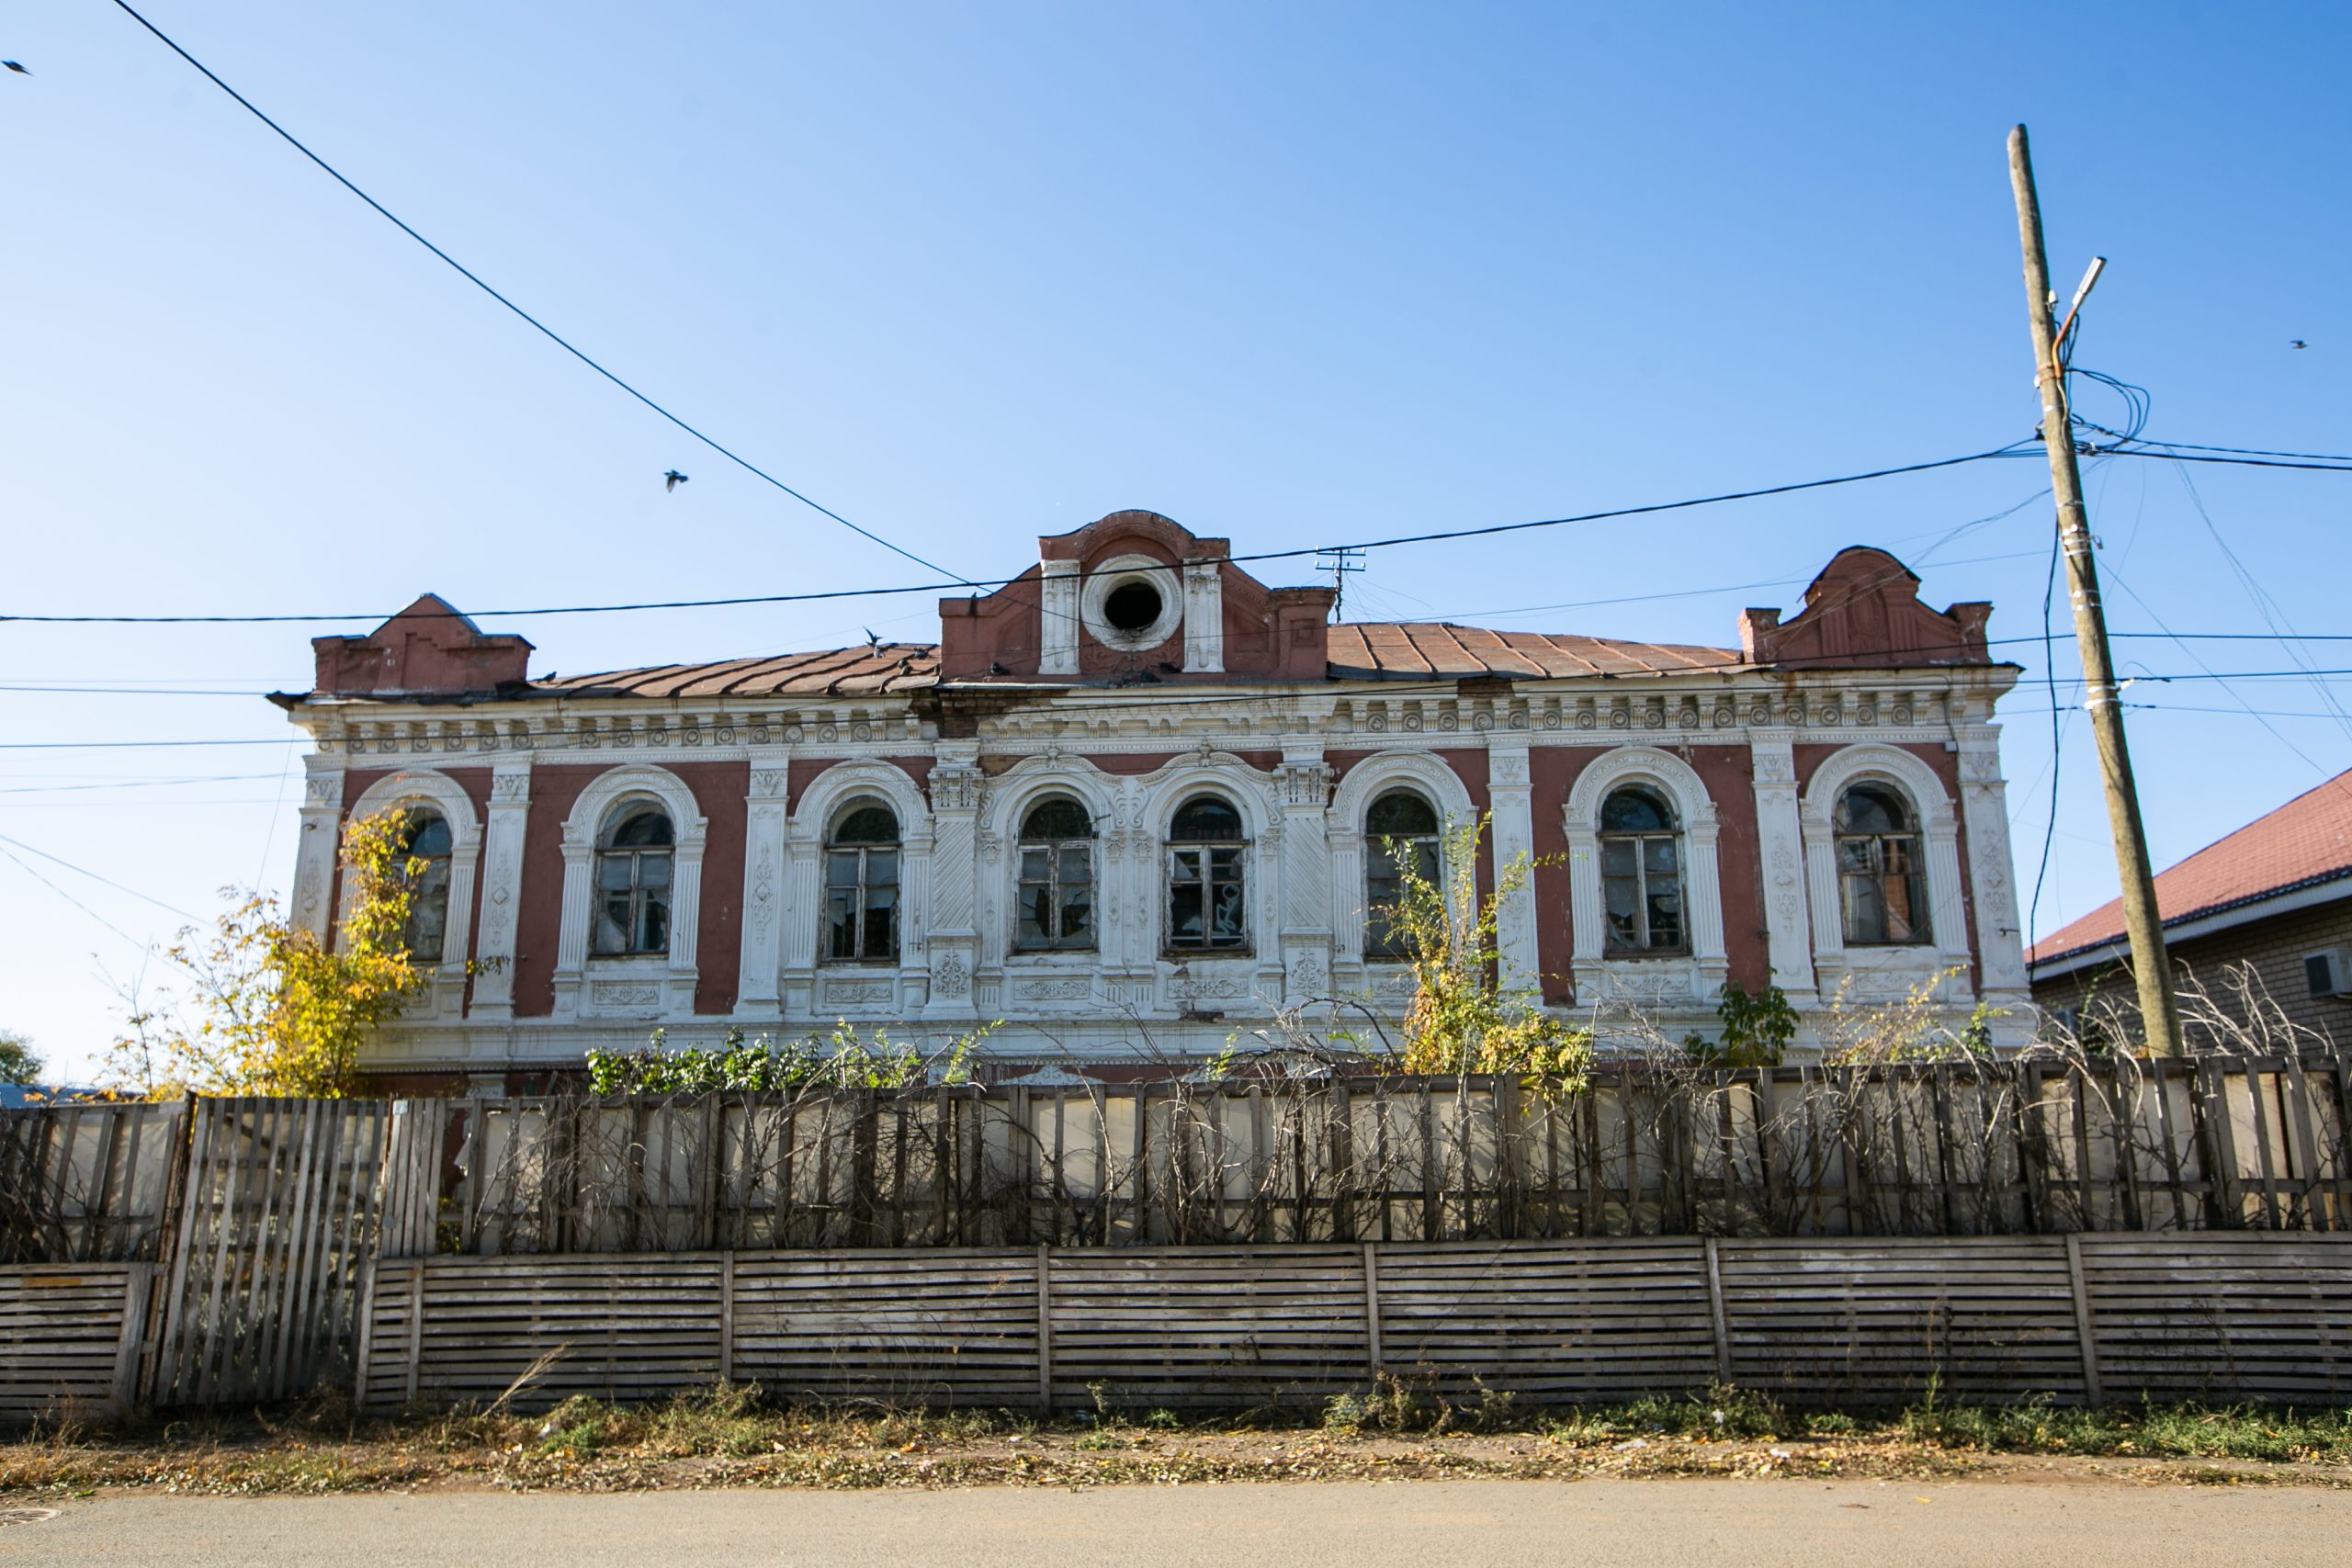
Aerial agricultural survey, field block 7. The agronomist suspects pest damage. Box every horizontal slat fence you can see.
[0,1264,151,1424]
[356,1235,2352,1416]
[434,1055,2352,1255]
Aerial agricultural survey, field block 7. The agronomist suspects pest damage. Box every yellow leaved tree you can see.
[110,808,428,1098]
[1374,813,1590,1089]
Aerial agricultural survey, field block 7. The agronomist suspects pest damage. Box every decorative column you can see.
[468,758,531,1021]
[899,817,937,1013]
[1274,748,1334,1001]
[1927,813,1972,979]
[1487,739,1541,993]
[922,745,985,1021]
[1747,733,1817,1005]
[1957,723,2032,1045]
[733,750,790,1021]
[289,754,346,943]
[1039,558,1080,674]
[777,809,824,1021]
[663,817,707,1017]
[1182,562,1225,673]
[1957,725,2031,998]
[549,836,594,1021]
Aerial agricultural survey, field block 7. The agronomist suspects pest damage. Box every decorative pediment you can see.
[311,594,533,696]
[1738,547,1992,670]
[937,510,1333,682]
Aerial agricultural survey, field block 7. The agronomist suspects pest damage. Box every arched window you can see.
[1167,794,1247,952]
[1016,796,1094,952]
[594,807,674,956]
[826,801,900,963]
[1363,790,1440,961]
[397,809,454,963]
[1599,785,1685,954]
[1836,784,1929,946]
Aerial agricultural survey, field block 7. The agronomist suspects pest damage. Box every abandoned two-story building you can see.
[274,511,2031,1085]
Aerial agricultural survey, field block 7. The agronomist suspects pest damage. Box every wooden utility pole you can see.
[2007,124,2183,1055]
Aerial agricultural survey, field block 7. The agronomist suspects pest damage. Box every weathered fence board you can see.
[2076,1234,2352,1404]
[357,1235,2352,1416]
[0,1101,188,1265]
[0,1264,150,1423]
[1375,1240,1718,1402]
[1714,1238,2086,1405]
[1049,1245,1367,1411]
[149,1099,401,1406]
[432,1057,2352,1256]
[735,1251,1040,1409]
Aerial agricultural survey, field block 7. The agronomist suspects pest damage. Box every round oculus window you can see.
[1078,556,1185,652]
[1103,581,1163,633]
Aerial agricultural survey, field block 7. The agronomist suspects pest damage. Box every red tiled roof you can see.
[1324,624,1740,680]
[2028,769,2352,967]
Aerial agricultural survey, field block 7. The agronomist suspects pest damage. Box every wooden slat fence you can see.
[0,1100,189,1265]
[355,1235,2352,1416]
[0,1264,152,1425]
[434,1055,2352,1256]
[146,1098,435,1407]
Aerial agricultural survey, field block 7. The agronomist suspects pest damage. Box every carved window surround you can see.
[551,764,708,1021]
[1324,750,1477,973]
[1799,743,1972,999]
[345,767,485,1022]
[781,759,934,1013]
[1562,747,1728,1008]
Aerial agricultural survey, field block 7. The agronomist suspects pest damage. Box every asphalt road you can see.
[6,1479,2349,1566]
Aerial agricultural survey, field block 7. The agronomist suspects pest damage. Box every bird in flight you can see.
[663,469,688,491]
[3,61,29,74]
[2291,340,2308,350]
[863,628,882,654]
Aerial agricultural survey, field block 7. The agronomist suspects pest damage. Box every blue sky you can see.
[4,2,2346,1079]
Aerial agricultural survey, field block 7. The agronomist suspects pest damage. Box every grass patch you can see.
[4,1384,2349,1496]
[1899,1394,2352,1464]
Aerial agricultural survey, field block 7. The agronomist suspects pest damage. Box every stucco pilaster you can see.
[733,749,790,1020]
[1747,732,1817,1002]
[289,755,345,943]
[1487,738,1540,992]
[468,757,533,1021]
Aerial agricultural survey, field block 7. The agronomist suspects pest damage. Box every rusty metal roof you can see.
[514,624,1744,701]
[529,643,942,698]
[1325,623,1741,680]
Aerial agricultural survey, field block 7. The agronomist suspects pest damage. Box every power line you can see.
[2078,446,2352,474]
[0,831,203,923]
[0,842,156,953]
[0,443,2035,626]
[0,772,292,795]
[1216,445,2038,568]
[104,0,972,587]
[2148,437,2352,463]
[0,739,302,751]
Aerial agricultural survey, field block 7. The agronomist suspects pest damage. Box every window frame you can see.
[397,808,456,964]
[592,806,676,958]
[1363,789,1441,963]
[1165,793,1250,955]
[1834,784,1931,948]
[823,800,902,964]
[1597,785,1689,958]
[1013,796,1096,953]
